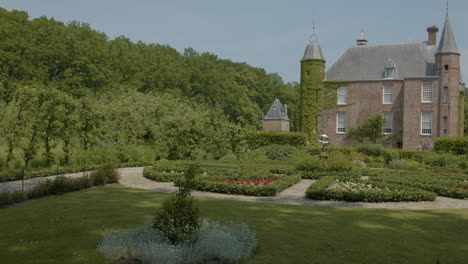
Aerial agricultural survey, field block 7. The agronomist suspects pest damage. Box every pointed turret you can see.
[438,15,459,54]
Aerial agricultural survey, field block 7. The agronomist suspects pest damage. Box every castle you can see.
[300,13,465,149]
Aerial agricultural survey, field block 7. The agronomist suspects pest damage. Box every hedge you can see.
[0,165,119,207]
[0,161,151,182]
[434,137,468,155]
[195,174,301,196]
[306,176,437,202]
[245,131,305,149]
[144,161,300,196]
[368,170,468,199]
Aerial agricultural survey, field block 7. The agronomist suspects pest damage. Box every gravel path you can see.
[2,167,468,210]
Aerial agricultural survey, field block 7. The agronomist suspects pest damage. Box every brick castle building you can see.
[301,14,465,149]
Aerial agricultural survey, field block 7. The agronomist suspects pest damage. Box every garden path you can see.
[2,167,468,210]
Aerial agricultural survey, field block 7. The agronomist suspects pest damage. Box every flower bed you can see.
[306,176,437,202]
[144,161,300,196]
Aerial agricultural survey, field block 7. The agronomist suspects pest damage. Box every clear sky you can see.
[1,0,467,84]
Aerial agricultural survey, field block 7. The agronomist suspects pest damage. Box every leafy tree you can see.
[347,114,385,144]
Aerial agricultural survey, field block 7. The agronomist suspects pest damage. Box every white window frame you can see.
[336,112,346,134]
[337,86,348,105]
[420,111,433,135]
[421,82,433,103]
[383,84,393,104]
[384,68,395,79]
[382,112,393,135]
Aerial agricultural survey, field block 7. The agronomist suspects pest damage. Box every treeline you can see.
[0,86,244,170]
[0,8,299,128]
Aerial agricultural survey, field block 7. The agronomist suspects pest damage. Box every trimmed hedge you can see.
[245,131,305,149]
[0,165,120,207]
[368,170,468,199]
[144,161,300,196]
[295,155,355,179]
[0,161,149,182]
[434,137,468,155]
[195,174,301,196]
[306,176,437,202]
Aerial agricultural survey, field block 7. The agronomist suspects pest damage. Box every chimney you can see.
[284,104,288,117]
[426,25,439,46]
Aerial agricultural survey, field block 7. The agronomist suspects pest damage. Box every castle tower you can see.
[436,14,464,136]
[299,36,325,140]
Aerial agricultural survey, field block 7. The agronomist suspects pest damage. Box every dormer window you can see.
[383,58,397,79]
[384,68,396,79]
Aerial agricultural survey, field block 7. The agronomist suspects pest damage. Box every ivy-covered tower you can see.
[299,37,326,141]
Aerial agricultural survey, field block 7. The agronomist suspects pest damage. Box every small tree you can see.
[347,114,385,144]
[153,164,200,244]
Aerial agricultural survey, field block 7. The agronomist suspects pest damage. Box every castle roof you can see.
[438,15,458,54]
[302,40,325,61]
[327,42,437,81]
[263,99,289,121]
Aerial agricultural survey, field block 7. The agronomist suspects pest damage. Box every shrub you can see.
[98,220,257,264]
[356,143,384,157]
[434,137,468,155]
[153,164,200,244]
[259,144,298,160]
[296,155,357,179]
[245,131,305,149]
[387,159,422,171]
[90,164,120,185]
[422,153,460,168]
[383,149,399,164]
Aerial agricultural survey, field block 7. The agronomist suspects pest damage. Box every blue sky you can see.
[1,0,467,83]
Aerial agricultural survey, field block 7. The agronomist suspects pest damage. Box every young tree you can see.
[347,114,385,144]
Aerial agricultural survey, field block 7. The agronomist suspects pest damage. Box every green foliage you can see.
[245,131,305,149]
[299,60,325,141]
[259,144,298,160]
[98,221,257,264]
[295,154,356,179]
[0,8,299,129]
[306,176,437,202]
[421,153,460,168]
[434,137,468,155]
[153,164,200,244]
[90,164,120,185]
[347,114,386,144]
[356,143,385,157]
[144,161,299,196]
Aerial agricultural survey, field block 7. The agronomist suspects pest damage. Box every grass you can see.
[0,185,467,264]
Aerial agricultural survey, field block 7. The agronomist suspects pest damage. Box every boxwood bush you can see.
[245,131,305,149]
[434,137,468,155]
[295,154,356,179]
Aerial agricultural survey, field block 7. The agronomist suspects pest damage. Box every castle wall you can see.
[262,120,289,132]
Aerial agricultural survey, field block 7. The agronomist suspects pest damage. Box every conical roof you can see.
[263,99,289,121]
[302,39,325,61]
[438,15,459,54]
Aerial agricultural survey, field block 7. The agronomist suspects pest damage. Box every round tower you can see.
[299,36,326,141]
[436,14,463,136]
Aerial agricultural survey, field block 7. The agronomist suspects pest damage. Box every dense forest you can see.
[0,8,299,170]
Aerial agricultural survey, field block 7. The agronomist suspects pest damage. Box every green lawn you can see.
[0,185,467,264]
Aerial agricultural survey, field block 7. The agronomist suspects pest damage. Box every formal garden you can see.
[1,131,467,263]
